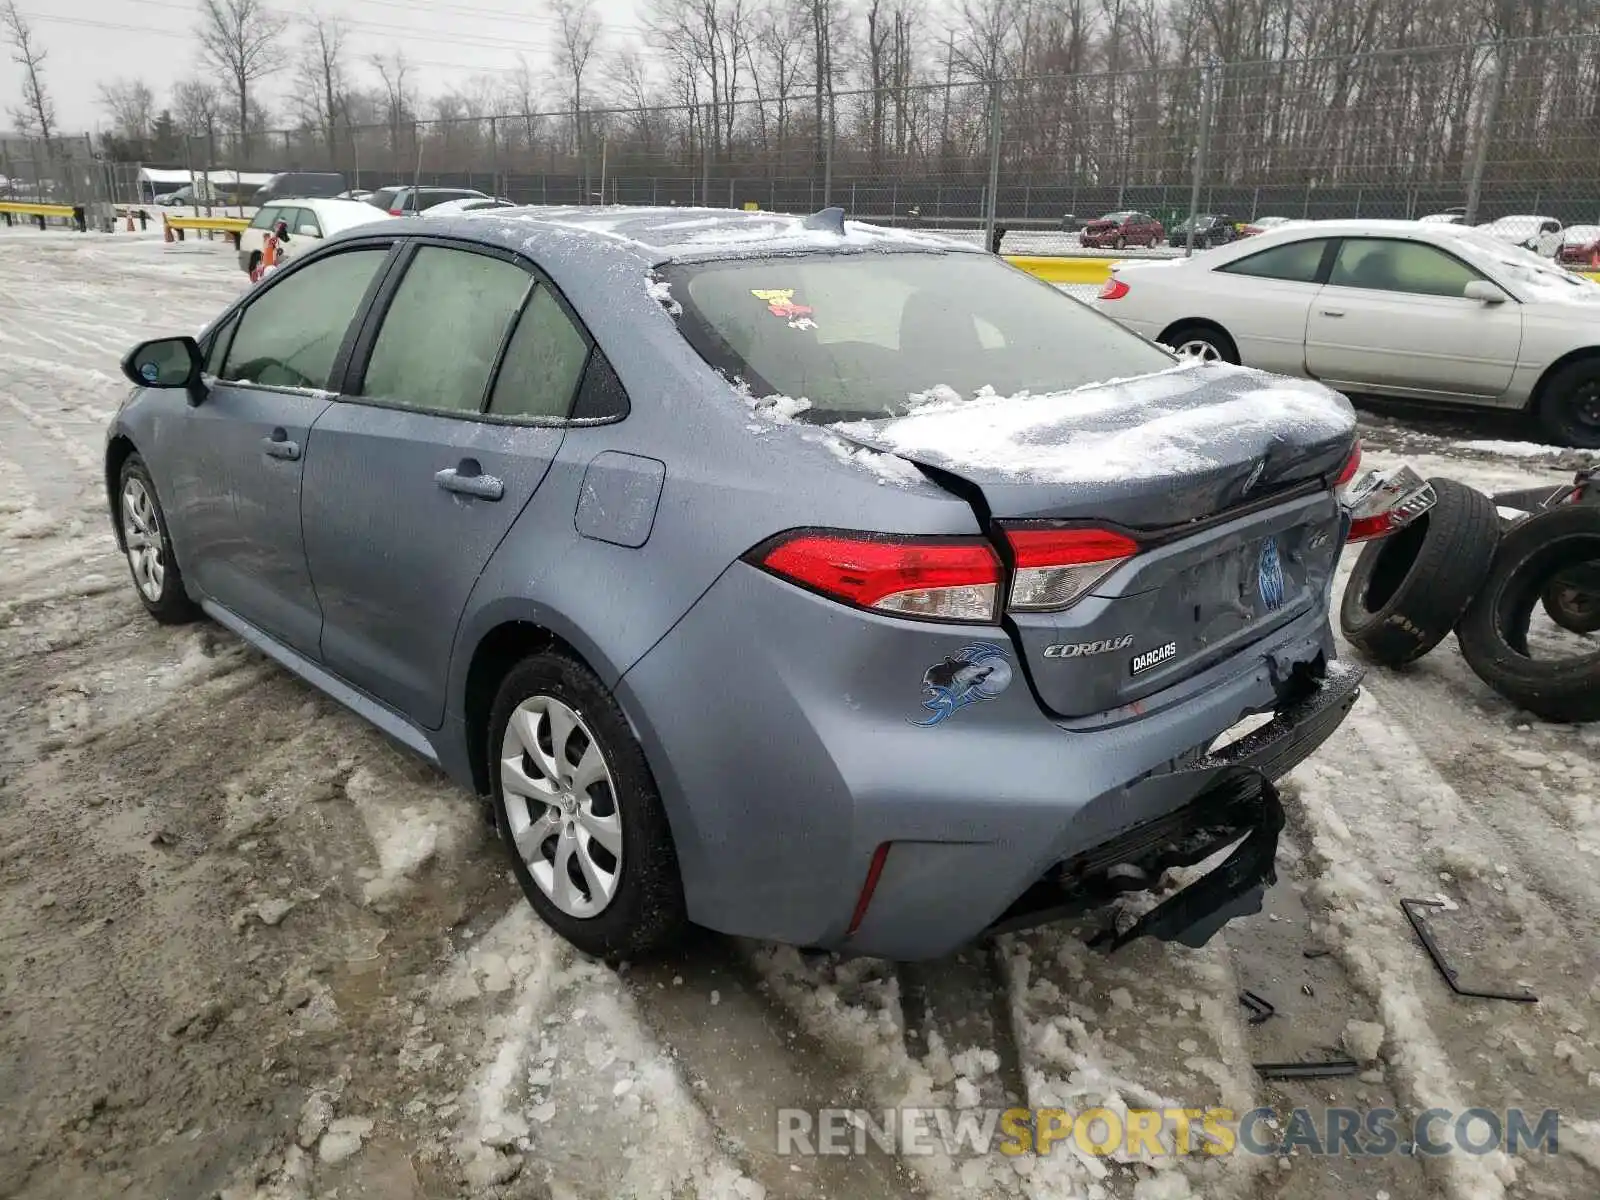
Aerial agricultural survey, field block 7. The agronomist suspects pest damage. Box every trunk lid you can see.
[832,363,1356,718]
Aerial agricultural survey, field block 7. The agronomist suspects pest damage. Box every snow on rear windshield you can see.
[666,253,1173,423]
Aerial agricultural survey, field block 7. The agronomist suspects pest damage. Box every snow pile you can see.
[817,433,927,487]
[833,364,1354,485]
[1456,439,1597,461]
[645,276,682,315]
[345,767,480,904]
[736,385,813,424]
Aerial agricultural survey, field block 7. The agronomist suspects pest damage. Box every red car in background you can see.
[1556,225,1600,268]
[1079,210,1164,249]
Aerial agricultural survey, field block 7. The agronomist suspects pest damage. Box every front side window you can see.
[1328,238,1484,298]
[249,205,281,230]
[488,285,591,419]
[359,246,531,414]
[670,251,1173,423]
[1218,238,1332,283]
[220,248,389,389]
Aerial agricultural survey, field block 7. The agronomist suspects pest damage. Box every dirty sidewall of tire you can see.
[487,652,688,959]
[1339,477,1499,666]
[118,453,200,625]
[1457,505,1600,724]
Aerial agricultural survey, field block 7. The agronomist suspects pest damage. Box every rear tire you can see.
[1533,358,1600,449]
[1339,478,1499,665]
[1114,235,1126,250]
[487,651,688,959]
[117,454,200,625]
[1456,504,1600,723]
[1162,322,1238,365]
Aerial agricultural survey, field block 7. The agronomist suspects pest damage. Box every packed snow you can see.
[0,226,1596,1200]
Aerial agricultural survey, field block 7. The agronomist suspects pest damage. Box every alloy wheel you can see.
[1175,339,1223,363]
[121,477,165,601]
[499,694,622,918]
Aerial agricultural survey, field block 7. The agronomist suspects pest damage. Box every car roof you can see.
[365,205,980,267]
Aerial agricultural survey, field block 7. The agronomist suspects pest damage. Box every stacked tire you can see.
[1339,478,1600,723]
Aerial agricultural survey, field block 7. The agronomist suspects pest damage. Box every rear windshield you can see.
[668,252,1173,422]
[369,189,399,210]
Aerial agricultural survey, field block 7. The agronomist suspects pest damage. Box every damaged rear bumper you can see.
[988,660,1362,950]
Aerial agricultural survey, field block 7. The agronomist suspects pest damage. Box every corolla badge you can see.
[912,641,1013,727]
[1258,537,1286,611]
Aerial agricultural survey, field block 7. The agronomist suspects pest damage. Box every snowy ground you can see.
[1,226,1597,1200]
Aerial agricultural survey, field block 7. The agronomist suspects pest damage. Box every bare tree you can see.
[197,0,288,158]
[372,51,416,165]
[552,0,602,154]
[99,79,157,144]
[296,14,347,158]
[2,0,55,146]
[174,79,223,144]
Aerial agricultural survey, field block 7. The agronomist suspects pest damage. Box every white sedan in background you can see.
[1093,219,1600,446]
[420,196,518,217]
[236,197,394,275]
[1476,214,1564,257]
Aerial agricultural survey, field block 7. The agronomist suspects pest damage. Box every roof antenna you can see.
[802,206,846,235]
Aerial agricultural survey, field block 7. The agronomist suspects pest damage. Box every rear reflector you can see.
[755,531,1001,622]
[1003,526,1139,611]
[847,843,891,936]
[1098,277,1130,301]
[1334,440,1363,487]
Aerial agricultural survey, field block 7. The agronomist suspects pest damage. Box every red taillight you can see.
[1003,526,1139,611]
[389,208,404,216]
[846,843,891,936]
[1347,513,1396,542]
[1334,440,1363,487]
[755,531,1001,622]
[1099,277,1130,301]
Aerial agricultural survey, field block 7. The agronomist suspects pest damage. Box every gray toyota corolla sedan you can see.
[106,205,1384,961]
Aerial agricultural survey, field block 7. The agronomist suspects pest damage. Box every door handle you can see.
[435,461,504,501]
[1320,310,1345,318]
[261,430,300,460]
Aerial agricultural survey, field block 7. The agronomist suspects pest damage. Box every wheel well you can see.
[463,620,596,796]
[1157,318,1235,352]
[1528,347,1600,413]
[105,435,137,546]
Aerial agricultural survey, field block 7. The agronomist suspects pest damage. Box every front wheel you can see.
[1113,235,1126,250]
[118,454,199,624]
[1147,234,1160,249]
[1534,359,1600,449]
[488,652,688,959]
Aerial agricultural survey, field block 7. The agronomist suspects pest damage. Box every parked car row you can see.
[1092,218,1600,447]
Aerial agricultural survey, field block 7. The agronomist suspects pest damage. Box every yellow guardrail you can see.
[0,200,77,219]
[165,214,251,234]
[1004,255,1119,284]
[1007,253,1600,286]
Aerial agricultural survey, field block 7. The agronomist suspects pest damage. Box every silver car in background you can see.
[1095,219,1600,447]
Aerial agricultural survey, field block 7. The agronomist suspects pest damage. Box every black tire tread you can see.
[1457,505,1600,723]
[1534,358,1600,450]
[117,453,201,625]
[1339,477,1499,665]
[487,651,688,960]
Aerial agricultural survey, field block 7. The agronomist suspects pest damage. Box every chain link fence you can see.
[34,31,1600,252]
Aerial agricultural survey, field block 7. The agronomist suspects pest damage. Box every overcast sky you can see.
[2,0,648,134]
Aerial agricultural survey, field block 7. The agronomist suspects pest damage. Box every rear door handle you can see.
[435,461,504,501]
[261,430,300,460]
[1320,310,1345,318]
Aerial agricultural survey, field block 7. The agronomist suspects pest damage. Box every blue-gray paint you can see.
[575,451,666,548]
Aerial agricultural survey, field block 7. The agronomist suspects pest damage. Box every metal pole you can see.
[822,100,834,208]
[982,78,1002,251]
[1186,61,1215,257]
[702,105,711,206]
[1464,44,1503,227]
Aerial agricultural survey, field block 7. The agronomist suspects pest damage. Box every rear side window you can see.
[359,246,531,414]
[488,286,590,419]
[221,248,389,389]
[249,205,281,230]
[370,189,398,211]
[1218,238,1332,283]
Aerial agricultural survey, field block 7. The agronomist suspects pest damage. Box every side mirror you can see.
[121,336,208,405]
[1463,280,1508,305]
